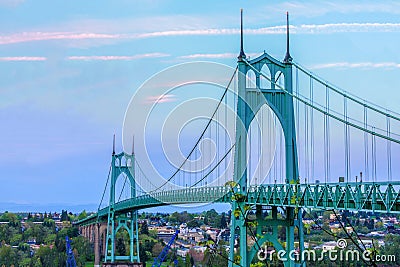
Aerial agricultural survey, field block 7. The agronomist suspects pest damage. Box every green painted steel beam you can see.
[75,181,400,226]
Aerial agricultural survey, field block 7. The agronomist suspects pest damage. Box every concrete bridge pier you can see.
[94,223,100,267]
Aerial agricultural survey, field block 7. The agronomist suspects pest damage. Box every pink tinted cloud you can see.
[0,32,122,45]
[0,56,46,61]
[178,52,259,59]
[311,62,400,69]
[2,23,400,46]
[67,53,169,61]
[145,94,177,104]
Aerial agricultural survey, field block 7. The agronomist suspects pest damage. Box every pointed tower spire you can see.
[283,11,293,63]
[112,134,115,155]
[238,8,246,60]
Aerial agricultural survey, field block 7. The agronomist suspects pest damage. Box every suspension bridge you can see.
[76,11,400,267]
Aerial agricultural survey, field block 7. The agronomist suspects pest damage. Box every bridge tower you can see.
[229,11,304,267]
[103,137,140,263]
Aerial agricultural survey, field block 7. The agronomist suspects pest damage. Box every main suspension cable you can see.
[151,67,238,192]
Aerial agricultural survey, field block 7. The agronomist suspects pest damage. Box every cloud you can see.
[178,52,260,59]
[310,62,400,69]
[179,53,239,59]
[145,94,177,104]
[2,22,400,46]
[67,53,169,61]
[0,32,123,45]
[292,23,400,34]
[0,56,46,61]
[262,1,400,19]
[0,0,24,7]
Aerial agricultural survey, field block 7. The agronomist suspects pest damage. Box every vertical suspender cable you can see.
[372,127,377,183]
[215,100,220,185]
[386,114,392,181]
[224,80,228,186]
[296,67,299,139]
[310,77,315,182]
[305,103,309,182]
[248,117,252,187]
[344,96,349,182]
[364,105,369,182]
[259,106,262,184]
[274,116,277,184]
[195,144,198,187]
[326,85,331,183]
[280,126,283,183]
[324,86,328,183]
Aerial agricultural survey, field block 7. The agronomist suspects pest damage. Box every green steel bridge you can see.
[76,11,400,267]
[78,181,400,226]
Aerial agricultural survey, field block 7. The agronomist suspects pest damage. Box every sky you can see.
[1,0,400,212]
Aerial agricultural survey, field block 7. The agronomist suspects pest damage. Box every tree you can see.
[0,245,18,266]
[152,242,164,257]
[10,233,22,246]
[139,243,149,262]
[60,210,68,222]
[77,210,87,221]
[205,209,220,228]
[116,236,126,256]
[72,236,94,265]
[220,212,227,228]
[187,219,199,229]
[34,245,55,266]
[0,212,19,226]
[140,220,149,235]
[185,254,193,267]
[227,210,232,225]
[213,246,228,267]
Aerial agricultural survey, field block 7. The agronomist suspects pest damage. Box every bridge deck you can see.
[75,182,400,226]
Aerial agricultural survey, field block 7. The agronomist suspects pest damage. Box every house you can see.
[322,241,337,251]
[177,248,190,257]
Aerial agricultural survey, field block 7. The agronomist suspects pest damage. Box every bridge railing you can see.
[75,181,400,226]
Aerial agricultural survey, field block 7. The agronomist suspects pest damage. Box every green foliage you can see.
[250,262,265,267]
[169,211,194,225]
[220,212,227,228]
[225,181,237,188]
[202,245,228,267]
[140,220,149,235]
[0,211,20,224]
[152,242,164,257]
[72,236,94,265]
[43,218,55,227]
[233,209,241,219]
[185,254,192,267]
[0,245,18,266]
[60,210,69,221]
[234,255,241,265]
[10,233,22,246]
[34,245,56,266]
[186,219,199,228]
[202,209,225,228]
[77,210,88,221]
[0,215,93,267]
[231,193,245,202]
[116,236,127,255]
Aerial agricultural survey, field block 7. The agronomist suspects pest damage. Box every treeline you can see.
[0,211,93,267]
[166,209,230,229]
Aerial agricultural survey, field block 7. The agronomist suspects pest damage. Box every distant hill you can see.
[0,202,97,213]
